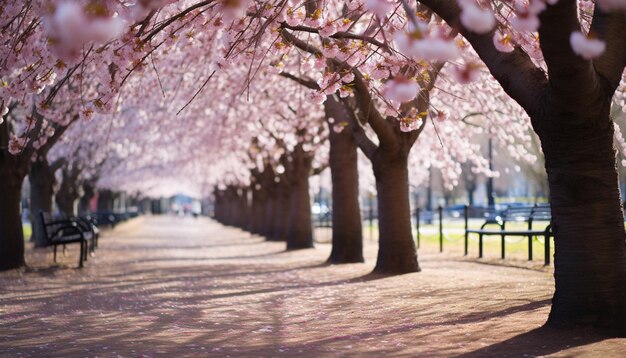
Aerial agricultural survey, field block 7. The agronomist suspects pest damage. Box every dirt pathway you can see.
[1,216,624,357]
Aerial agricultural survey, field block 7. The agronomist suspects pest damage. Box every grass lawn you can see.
[23,223,32,241]
[412,221,554,262]
[315,218,555,264]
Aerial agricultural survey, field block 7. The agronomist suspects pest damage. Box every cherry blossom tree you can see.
[4,0,625,334]
[401,0,626,333]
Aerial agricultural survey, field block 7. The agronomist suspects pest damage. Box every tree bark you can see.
[29,158,57,247]
[79,182,96,215]
[269,181,289,241]
[540,111,626,333]
[0,168,26,271]
[263,190,276,237]
[286,146,314,250]
[56,172,80,217]
[372,151,420,274]
[398,0,626,332]
[250,183,265,234]
[0,114,29,271]
[237,187,249,229]
[326,101,363,263]
[259,166,278,238]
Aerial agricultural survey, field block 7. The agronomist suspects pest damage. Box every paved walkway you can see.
[1,216,624,357]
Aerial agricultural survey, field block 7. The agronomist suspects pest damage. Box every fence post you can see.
[416,207,420,249]
[438,205,443,253]
[464,205,469,256]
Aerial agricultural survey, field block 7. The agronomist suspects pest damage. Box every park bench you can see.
[40,212,98,268]
[464,203,553,265]
[91,211,117,228]
[91,211,137,228]
[60,213,100,250]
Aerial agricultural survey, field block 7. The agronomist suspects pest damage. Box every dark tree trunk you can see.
[263,191,276,237]
[79,182,96,215]
[224,186,236,226]
[0,168,26,271]
[0,114,29,271]
[326,98,363,263]
[98,190,114,212]
[286,146,313,250]
[250,184,265,234]
[270,182,289,242]
[215,189,225,223]
[237,188,249,229]
[539,111,626,333]
[372,151,419,274]
[56,181,79,216]
[29,158,57,247]
[258,166,278,238]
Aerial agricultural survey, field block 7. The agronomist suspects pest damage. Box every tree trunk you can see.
[327,116,363,263]
[0,114,28,271]
[270,182,289,242]
[29,159,56,247]
[56,179,80,216]
[79,182,96,215]
[540,113,626,333]
[0,169,25,271]
[287,148,313,250]
[372,152,420,274]
[263,190,276,238]
[250,184,265,234]
[237,188,249,230]
[325,95,363,263]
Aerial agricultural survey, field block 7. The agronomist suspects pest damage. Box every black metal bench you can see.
[40,212,97,268]
[60,214,100,250]
[465,203,553,265]
[90,211,136,228]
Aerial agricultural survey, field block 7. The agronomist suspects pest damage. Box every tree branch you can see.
[280,28,323,56]
[141,0,215,43]
[281,23,389,49]
[50,157,65,172]
[351,68,396,145]
[281,28,394,146]
[418,0,547,115]
[39,114,78,154]
[280,71,320,90]
[312,162,328,175]
[337,96,378,160]
[538,0,600,110]
[591,8,626,93]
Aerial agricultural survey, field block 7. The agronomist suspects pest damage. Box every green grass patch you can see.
[23,223,32,241]
[413,222,554,262]
[315,219,555,263]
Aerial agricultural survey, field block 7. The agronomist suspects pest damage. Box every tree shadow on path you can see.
[457,326,607,357]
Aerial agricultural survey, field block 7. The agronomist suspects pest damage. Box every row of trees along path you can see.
[1,0,626,335]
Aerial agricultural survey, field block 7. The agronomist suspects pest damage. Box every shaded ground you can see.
[1,216,624,357]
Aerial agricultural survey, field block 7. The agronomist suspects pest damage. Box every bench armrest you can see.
[50,224,85,242]
[45,219,78,227]
[73,217,96,233]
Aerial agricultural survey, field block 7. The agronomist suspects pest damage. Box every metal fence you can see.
[313,204,553,265]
